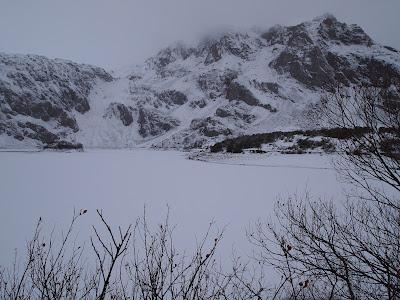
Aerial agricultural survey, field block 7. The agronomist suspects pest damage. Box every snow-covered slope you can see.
[1,14,400,149]
[0,54,113,148]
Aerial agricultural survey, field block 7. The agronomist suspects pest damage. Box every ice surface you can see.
[0,150,346,268]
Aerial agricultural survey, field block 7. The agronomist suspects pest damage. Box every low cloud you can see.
[0,0,399,69]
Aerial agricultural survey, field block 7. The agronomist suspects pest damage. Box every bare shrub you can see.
[2,208,267,300]
[250,82,400,299]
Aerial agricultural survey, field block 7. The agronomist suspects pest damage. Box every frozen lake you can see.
[0,150,345,267]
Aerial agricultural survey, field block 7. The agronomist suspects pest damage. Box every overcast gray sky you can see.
[0,0,399,70]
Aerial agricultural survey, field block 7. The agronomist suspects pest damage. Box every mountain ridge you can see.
[1,14,399,149]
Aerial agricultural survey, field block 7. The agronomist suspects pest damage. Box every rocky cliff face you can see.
[1,14,399,149]
[265,15,394,89]
[0,54,112,146]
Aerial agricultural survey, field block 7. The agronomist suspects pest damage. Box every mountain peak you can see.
[1,15,399,149]
[311,13,338,24]
[316,15,374,46]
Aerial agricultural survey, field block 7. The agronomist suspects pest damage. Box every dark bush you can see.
[210,143,223,153]
[44,141,83,151]
[209,127,370,153]
[297,138,315,149]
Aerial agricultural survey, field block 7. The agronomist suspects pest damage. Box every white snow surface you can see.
[0,150,345,268]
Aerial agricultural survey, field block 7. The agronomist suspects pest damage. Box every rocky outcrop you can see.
[225,82,259,106]
[262,24,313,47]
[197,69,237,99]
[137,107,180,138]
[251,81,280,94]
[215,106,255,124]
[203,33,257,65]
[318,15,373,46]
[190,117,232,137]
[146,43,196,74]
[264,15,400,90]
[104,103,134,126]
[204,44,223,65]
[1,14,400,149]
[158,90,188,106]
[0,53,112,145]
[18,122,59,144]
[358,57,400,87]
[225,82,276,112]
[189,99,207,108]
[270,47,334,89]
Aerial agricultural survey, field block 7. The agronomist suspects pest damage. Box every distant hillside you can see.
[1,14,399,149]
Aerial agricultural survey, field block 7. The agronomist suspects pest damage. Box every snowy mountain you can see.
[1,14,400,149]
[0,54,113,148]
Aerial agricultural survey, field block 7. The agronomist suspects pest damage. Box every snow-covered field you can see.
[0,150,346,267]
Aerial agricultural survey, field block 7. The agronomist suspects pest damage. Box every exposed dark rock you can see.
[325,52,359,85]
[222,70,239,86]
[29,101,61,121]
[148,44,196,70]
[264,82,280,94]
[226,82,277,112]
[215,108,231,118]
[261,26,284,45]
[261,103,277,113]
[117,105,133,126]
[190,117,232,137]
[270,47,334,89]
[198,69,237,99]
[1,86,79,131]
[6,72,35,89]
[252,81,280,94]
[104,103,134,126]
[318,15,373,46]
[215,107,255,123]
[137,108,180,138]
[154,49,177,68]
[261,26,286,45]
[205,44,222,65]
[264,15,382,90]
[157,67,190,79]
[203,33,254,65]
[60,87,90,113]
[20,122,59,144]
[158,90,188,106]
[220,34,253,59]
[384,46,398,53]
[129,74,142,81]
[59,114,79,132]
[358,58,400,87]
[272,45,400,90]
[287,25,314,48]
[226,82,259,106]
[189,99,207,108]
[262,24,314,48]
[14,134,24,141]
[0,53,113,143]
